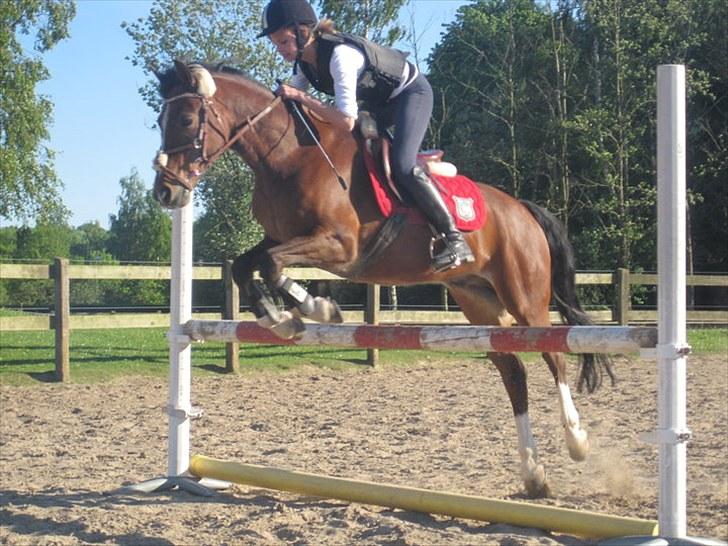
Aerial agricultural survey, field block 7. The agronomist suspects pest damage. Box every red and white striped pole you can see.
[184,321,658,355]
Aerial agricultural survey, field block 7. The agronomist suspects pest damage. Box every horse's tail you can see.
[520,200,616,393]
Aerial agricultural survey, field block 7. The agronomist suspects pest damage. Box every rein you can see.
[155,93,282,191]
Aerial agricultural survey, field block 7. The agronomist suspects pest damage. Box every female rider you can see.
[258,0,474,271]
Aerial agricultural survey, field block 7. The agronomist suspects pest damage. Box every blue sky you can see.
[34,0,469,229]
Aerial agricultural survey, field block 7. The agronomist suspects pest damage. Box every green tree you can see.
[70,221,112,262]
[317,0,408,44]
[122,0,281,111]
[106,170,171,307]
[568,0,708,270]
[685,0,728,272]
[193,155,262,263]
[0,0,75,223]
[107,169,171,263]
[428,0,554,199]
[14,221,74,261]
[3,220,74,308]
[0,227,17,258]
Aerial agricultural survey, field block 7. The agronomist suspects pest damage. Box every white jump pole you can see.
[167,198,195,478]
[125,194,226,495]
[656,64,691,538]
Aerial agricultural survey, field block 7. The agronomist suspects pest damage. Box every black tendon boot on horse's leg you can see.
[410,166,475,271]
[246,280,305,340]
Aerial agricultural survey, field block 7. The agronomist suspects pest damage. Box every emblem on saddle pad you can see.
[452,196,476,222]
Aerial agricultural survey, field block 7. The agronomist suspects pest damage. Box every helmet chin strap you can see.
[293,22,307,74]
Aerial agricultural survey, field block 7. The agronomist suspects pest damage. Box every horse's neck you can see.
[219,78,297,176]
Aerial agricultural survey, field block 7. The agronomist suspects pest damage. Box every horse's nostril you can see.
[156,186,171,206]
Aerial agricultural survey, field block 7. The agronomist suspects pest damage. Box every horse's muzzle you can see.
[155,179,191,209]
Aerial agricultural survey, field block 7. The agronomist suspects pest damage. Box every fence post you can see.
[224,260,240,373]
[441,286,449,311]
[365,284,380,367]
[614,268,631,325]
[53,257,70,382]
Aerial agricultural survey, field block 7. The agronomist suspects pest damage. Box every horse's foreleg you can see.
[260,232,350,328]
[490,352,551,498]
[232,239,305,338]
[543,352,590,462]
[275,274,343,324]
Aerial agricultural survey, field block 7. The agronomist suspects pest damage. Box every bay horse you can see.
[152,60,614,498]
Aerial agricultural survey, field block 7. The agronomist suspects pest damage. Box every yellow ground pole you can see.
[190,455,658,539]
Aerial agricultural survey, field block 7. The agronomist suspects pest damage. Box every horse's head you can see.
[152,60,224,208]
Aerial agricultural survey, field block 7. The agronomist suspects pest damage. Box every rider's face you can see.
[269,27,299,63]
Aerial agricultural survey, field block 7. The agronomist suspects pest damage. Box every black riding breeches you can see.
[373,72,434,196]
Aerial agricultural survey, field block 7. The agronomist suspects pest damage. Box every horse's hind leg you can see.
[491,267,591,463]
[542,351,589,461]
[490,351,551,497]
[447,281,550,498]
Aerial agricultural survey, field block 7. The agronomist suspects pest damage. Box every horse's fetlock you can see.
[277,275,313,306]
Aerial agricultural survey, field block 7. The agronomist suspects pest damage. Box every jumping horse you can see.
[152,60,614,498]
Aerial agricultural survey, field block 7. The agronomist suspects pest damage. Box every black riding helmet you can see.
[258,0,318,38]
[258,0,318,70]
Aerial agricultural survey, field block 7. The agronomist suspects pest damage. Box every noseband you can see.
[154,93,282,191]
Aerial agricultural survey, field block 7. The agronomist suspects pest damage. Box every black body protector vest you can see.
[298,32,409,107]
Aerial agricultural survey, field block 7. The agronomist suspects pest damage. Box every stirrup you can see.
[429,233,474,272]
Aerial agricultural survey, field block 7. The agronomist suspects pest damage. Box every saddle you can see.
[357,113,486,233]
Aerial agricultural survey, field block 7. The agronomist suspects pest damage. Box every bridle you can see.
[154,92,282,191]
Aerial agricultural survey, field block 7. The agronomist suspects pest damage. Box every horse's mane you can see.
[157,61,271,99]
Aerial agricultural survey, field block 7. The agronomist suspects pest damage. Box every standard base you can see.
[599,536,727,546]
[119,475,230,497]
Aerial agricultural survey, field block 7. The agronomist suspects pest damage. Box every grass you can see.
[0,326,725,386]
[0,327,480,386]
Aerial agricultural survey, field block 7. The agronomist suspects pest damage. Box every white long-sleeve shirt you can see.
[290,43,415,120]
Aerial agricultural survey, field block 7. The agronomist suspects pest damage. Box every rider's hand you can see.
[275,83,305,103]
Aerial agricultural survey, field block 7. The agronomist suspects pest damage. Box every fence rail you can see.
[1,260,726,381]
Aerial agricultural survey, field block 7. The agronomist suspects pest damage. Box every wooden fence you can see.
[1,259,726,381]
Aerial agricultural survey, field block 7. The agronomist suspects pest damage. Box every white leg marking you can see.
[558,382,589,461]
[515,413,547,495]
[291,297,343,324]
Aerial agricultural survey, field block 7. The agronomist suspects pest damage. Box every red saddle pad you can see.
[362,149,487,232]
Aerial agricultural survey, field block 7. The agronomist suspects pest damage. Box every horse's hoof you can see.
[303,296,343,324]
[269,311,306,340]
[565,427,590,462]
[324,297,344,323]
[525,477,552,499]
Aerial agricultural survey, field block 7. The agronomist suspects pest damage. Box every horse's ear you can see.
[173,59,194,87]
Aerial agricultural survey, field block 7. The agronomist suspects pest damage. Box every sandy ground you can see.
[1,353,726,545]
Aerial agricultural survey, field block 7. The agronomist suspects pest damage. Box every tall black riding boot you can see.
[409,166,475,271]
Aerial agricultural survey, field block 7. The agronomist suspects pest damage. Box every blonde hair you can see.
[315,18,336,36]
[293,18,335,48]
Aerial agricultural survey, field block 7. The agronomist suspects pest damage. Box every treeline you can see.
[0,170,174,308]
[427,0,726,273]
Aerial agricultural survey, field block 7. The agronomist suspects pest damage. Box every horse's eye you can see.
[181,116,195,127]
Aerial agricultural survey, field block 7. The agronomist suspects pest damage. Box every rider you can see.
[258,0,474,271]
